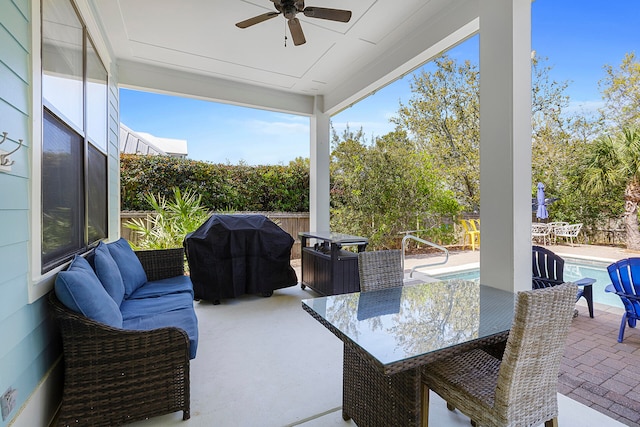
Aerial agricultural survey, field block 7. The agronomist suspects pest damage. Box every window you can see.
[41,0,108,272]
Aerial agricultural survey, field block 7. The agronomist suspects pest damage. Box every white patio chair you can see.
[554,223,583,246]
[547,221,569,244]
[531,223,551,246]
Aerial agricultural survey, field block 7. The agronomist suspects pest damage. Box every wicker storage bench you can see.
[49,240,196,426]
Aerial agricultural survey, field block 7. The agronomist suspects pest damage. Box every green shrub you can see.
[120,154,309,212]
[124,187,210,249]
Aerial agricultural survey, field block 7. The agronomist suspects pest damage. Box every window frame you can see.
[30,0,112,301]
[41,0,109,273]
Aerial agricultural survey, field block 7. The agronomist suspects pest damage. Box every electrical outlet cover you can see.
[1,387,17,421]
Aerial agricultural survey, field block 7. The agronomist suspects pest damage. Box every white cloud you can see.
[565,100,604,118]
[245,118,309,136]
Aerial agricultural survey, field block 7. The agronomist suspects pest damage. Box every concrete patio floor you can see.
[128,243,635,427]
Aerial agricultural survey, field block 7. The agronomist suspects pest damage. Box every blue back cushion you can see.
[107,238,148,299]
[55,255,123,328]
[94,241,125,305]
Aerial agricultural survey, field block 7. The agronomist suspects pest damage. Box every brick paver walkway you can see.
[561,308,640,426]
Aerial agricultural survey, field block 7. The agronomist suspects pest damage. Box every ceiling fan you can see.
[235,0,352,46]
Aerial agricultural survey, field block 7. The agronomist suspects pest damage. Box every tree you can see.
[577,128,640,250]
[600,52,640,130]
[392,56,480,211]
[330,127,459,249]
[531,55,575,210]
[393,54,575,213]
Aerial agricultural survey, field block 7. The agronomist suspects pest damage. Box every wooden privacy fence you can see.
[120,211,310,259]
[121,211,628,259]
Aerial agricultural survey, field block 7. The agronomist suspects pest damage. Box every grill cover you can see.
[184,214,298,302]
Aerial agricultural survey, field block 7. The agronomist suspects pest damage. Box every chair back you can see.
[532,245,564,288]
[531,224,551,245]
[495,283,577,425]
[607,258,640,318]
[557,223,582,237]
[547,221,568,232]
[357,250,403,292]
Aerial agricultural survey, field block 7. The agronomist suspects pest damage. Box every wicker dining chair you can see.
[357,249,404,292]
[421,282,577,427]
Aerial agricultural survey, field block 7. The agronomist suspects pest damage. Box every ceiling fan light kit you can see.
[236,0,352,46]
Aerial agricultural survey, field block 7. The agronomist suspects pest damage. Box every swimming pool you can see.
[433,258,622,309]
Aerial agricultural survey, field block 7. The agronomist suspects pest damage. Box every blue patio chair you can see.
[532,245,595,318]
[605,258,640,342]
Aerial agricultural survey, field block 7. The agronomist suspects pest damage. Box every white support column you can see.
[479,0,532,292]
[309,95,331,232]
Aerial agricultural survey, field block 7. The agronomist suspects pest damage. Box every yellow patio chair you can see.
[460,219,480,251]
[469,219,481,247]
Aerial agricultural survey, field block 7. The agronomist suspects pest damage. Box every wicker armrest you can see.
[135,247,185,281]
[49,291,191,425]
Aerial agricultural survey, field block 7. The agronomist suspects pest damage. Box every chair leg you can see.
[618,313,628,343]
[582,285,594,318]
[421,384,430,427]
[545,418,559,427]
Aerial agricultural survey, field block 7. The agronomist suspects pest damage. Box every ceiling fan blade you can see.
[303,7,351,23]
[288,18,306,46]
[236,12,280,29]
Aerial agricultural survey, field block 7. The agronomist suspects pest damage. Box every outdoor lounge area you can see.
[5,1,640,427]
[114,244,638,427]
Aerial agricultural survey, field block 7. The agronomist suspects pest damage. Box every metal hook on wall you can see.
[0,132,25,168]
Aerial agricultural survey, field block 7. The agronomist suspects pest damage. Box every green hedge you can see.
[120,154,309,212]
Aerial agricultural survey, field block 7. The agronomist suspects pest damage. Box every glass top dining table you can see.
[302,279,516,375]
[302,279,516,426]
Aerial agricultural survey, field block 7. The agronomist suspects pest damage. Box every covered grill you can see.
[184,214,298,304]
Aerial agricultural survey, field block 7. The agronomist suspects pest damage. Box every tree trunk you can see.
[624,180,640,250]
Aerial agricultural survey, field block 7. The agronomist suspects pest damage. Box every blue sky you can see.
[119,0,639,165]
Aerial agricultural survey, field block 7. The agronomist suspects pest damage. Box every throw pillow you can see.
[107,238,148,298]
[55,255,123,328]
[94,241,125,306]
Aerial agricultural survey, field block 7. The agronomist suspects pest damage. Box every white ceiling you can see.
[91,0,479,115]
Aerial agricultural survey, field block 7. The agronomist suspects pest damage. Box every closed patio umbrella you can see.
[536,182,548,220]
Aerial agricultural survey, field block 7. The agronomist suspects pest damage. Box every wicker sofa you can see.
[49,239,197,426]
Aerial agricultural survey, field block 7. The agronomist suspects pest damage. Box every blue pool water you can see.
[433,258,622,309]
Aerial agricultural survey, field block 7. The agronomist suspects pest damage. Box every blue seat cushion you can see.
[120,292,195,320]
[55,255,123,328]
[128,275,194,300]
[107,238,148,299]
[93,241,125,305]
[121,294,198,359]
